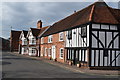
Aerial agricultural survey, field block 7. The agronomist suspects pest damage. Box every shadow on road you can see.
[2,61,11,65]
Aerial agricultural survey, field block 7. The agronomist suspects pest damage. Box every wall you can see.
[65,25,89,48]
[91,24,120,67]
[40,32,66,63]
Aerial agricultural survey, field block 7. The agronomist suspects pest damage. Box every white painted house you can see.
[27,28,40,56]
[19,30,28,55]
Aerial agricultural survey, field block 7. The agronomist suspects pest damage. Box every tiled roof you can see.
[38,26,49,36]
[30,26,49,38]
[108,7,120,23]
[30,28,41,38]
[41,1,120,37]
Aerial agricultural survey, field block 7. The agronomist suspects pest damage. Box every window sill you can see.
[59,57,63,59]
[59,40,64,42]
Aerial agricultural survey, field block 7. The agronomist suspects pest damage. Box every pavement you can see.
[10,52,120,77]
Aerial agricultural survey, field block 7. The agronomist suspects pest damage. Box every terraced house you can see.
[39,1,120,69]
[19,30,28,55]
[19,20,48,56]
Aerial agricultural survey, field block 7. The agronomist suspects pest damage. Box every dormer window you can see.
[67,30,72,40]
[59,32,64,41]
[81,26,87,38]
[48,35,53,43]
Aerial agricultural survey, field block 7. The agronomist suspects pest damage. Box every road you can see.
[2,52,118,78]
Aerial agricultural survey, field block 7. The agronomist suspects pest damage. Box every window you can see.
[60,48,64,59]
[24,39,27,45]
[41,37,44,44]
[81,26,87,38]
[67,30,72,40]
[29,48,36,55]
[24,48,26,52]
[59,32,64,41]
[48,35,53,43]
[29,38,36,44]
[22,39,27,45]
[32,38,35,44]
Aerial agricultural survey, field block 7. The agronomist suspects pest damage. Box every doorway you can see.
[52,45,56,60]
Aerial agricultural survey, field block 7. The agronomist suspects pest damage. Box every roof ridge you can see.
[41,26,49,29]
[89,5,95,21]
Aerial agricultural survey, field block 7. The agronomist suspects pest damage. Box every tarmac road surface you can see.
[2,52,119,78]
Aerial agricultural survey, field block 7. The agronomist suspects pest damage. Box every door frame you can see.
[52,45,56,60]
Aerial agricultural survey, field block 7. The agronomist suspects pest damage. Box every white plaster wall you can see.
[91,24,120,67]
[65,25,89,48]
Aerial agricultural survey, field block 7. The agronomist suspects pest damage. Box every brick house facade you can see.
[40,31,66,63]
[10,30,21,52]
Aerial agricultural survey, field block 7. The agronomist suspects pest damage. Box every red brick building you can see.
[39,31,66,63]
[10,30,21,52]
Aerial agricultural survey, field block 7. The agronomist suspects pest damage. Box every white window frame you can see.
[29,37,36,45]
[29,47,36,56]
[31,48,36,54]
[48,35,53,43]
[59,32,64,41]
[41,37,44,44]
[23,39,27,45]
[59,48,64,59]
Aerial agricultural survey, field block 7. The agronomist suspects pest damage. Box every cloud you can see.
[1,2,118,39]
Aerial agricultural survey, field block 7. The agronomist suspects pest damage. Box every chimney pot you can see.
[37,20,42,29]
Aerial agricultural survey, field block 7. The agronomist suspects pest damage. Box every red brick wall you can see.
[10,31,21,52]
[40,32,66,63]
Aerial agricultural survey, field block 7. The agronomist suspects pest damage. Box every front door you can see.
[52,45,56,59]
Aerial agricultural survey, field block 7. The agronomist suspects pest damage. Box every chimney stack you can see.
[37,20,42,29]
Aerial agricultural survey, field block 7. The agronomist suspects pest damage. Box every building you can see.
[39,1,120,69]
[10,30,21,52]
[0,37,10,51]
[19,30,28,54]
[21,20,49,56]
[39,29,66,63]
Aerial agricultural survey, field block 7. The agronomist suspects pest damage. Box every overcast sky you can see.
[1,0,119,39]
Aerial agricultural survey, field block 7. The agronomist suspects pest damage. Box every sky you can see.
[1,0,120,39]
